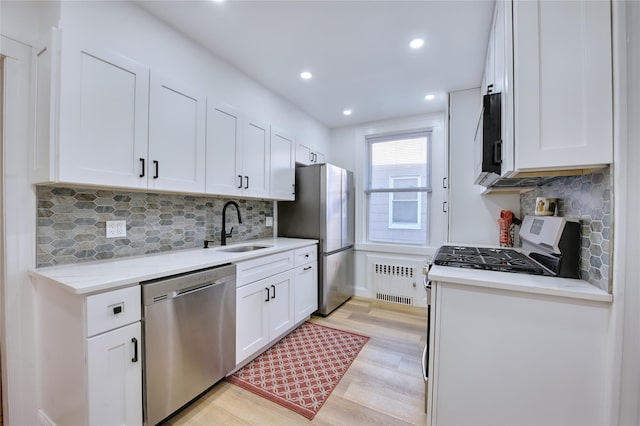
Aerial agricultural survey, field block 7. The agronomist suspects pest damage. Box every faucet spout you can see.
[221,201,242,246]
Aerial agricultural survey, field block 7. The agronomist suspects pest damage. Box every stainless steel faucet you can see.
[221,201,242,246]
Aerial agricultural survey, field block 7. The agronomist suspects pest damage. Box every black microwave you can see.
[474,92,502,185]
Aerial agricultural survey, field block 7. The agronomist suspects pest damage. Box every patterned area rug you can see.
[227,322,369,420]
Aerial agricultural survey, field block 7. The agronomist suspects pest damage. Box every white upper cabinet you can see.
[512,0,612,171]
[270,127,295,200]
[205,101,243,197]
[295,142,325,166]
[148,74,206,193]
[33,28,301,200]
[205,106,270,198]
[481,0,612,182]
[55,31,150,189]
[241,117,271,198]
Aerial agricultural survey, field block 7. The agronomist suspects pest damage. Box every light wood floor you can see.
[167,297,428,426]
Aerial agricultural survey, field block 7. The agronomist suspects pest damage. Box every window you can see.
[389,176,421,229]
[365,131,430,245]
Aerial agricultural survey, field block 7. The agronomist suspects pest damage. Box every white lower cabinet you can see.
[294,246,318,323]
[35,282,142,426]
[236,271,295,365]
[235,245,318,366]
[87,322,142,426]
[428,281,610,426]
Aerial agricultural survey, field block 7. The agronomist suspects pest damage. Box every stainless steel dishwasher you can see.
[142,263,236,426]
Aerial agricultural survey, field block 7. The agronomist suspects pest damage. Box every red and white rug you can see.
[227,322,369,420]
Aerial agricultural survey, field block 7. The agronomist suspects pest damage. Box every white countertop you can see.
[428,265,612,303]
[30,238,318,295]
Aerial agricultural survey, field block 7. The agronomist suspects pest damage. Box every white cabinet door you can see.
[314,151,326,165]
[236,280,270,364]
[242,118,270,198]
[294,263,318,323]
[87,322,142,426]
[148,74,206,193]
[513,0,612,170]
[206,102,243,196]
[295,142,313,166]
[57,36,149,188]
[267,270,295,341]
[270,127,295,200]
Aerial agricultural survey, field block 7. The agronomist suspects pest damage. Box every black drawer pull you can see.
[265,287,270,302]
[271,284,276,299]
[113,305,123,315]
[131,337,138,363]
[139,158,145,178]
[153,160,159,179]
[303,266,312,271]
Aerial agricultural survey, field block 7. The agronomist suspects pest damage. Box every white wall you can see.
[447,88,520,245]
[58,1,330,156]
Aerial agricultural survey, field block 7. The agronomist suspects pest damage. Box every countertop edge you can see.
[428,266,613,303]
[30,238,319,296]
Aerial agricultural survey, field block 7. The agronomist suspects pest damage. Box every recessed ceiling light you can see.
[424,94,435,101]
[300,71,313,80]
[410,38,424,49]
[343,109,352,116]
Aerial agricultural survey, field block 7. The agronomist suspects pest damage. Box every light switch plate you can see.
[106,220,126,238]
[265,217,273,227]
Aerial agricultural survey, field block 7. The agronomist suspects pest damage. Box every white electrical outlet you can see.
[265,216,273,227]
[106,220,127,238]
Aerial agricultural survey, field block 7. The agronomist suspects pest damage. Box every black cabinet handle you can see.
[244,176,249,189]
[305,254,310,258]
[112,305,122,315]
[237,175,243,188]
[493,140,503,165]
[153,160,159,179]
[131,337,138,363]
[303,266,312,271]
[139,158,145,178]
[442,177,447,189]
[314,153,318,162]
[265,287,270,302]
[442,201,448,213]
[309,152,314,162]
[271,284,276,299]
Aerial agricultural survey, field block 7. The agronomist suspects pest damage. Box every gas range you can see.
[432,245,551,275]
[430,215,582,279]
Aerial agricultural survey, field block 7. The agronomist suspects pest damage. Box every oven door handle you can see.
[422,344,428,381]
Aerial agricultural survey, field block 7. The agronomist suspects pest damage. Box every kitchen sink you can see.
[217,245,271,253]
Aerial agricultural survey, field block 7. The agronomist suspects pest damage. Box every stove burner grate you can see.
[432,245,550,276]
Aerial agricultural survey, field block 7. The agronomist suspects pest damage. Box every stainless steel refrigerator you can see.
[278,163,355,315]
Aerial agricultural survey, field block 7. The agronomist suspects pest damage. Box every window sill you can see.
[354,242,438,258]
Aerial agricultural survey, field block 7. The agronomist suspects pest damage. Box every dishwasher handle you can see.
[175,279,226,297]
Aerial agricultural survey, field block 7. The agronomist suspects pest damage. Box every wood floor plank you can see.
[166,297,428,425]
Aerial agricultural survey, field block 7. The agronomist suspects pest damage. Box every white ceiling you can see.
[137,0,494,129]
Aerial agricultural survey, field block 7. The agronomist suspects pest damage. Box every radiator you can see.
[373,262,421,306]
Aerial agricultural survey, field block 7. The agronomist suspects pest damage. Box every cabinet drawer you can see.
[294,245,317,267]
[236,251,294,287]
[86,286,141,337]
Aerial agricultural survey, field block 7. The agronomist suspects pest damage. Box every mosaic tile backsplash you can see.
[520,167,612,292]
[36,187,274,267]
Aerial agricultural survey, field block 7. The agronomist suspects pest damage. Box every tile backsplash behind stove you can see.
[36,186,274,267]
[520,167,612,292]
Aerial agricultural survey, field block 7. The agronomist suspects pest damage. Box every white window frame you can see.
[353,113,447,256]
[365,131,431,245]
[388,176,422,229]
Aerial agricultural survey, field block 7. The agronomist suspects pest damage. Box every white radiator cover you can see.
[368,256,427,308]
